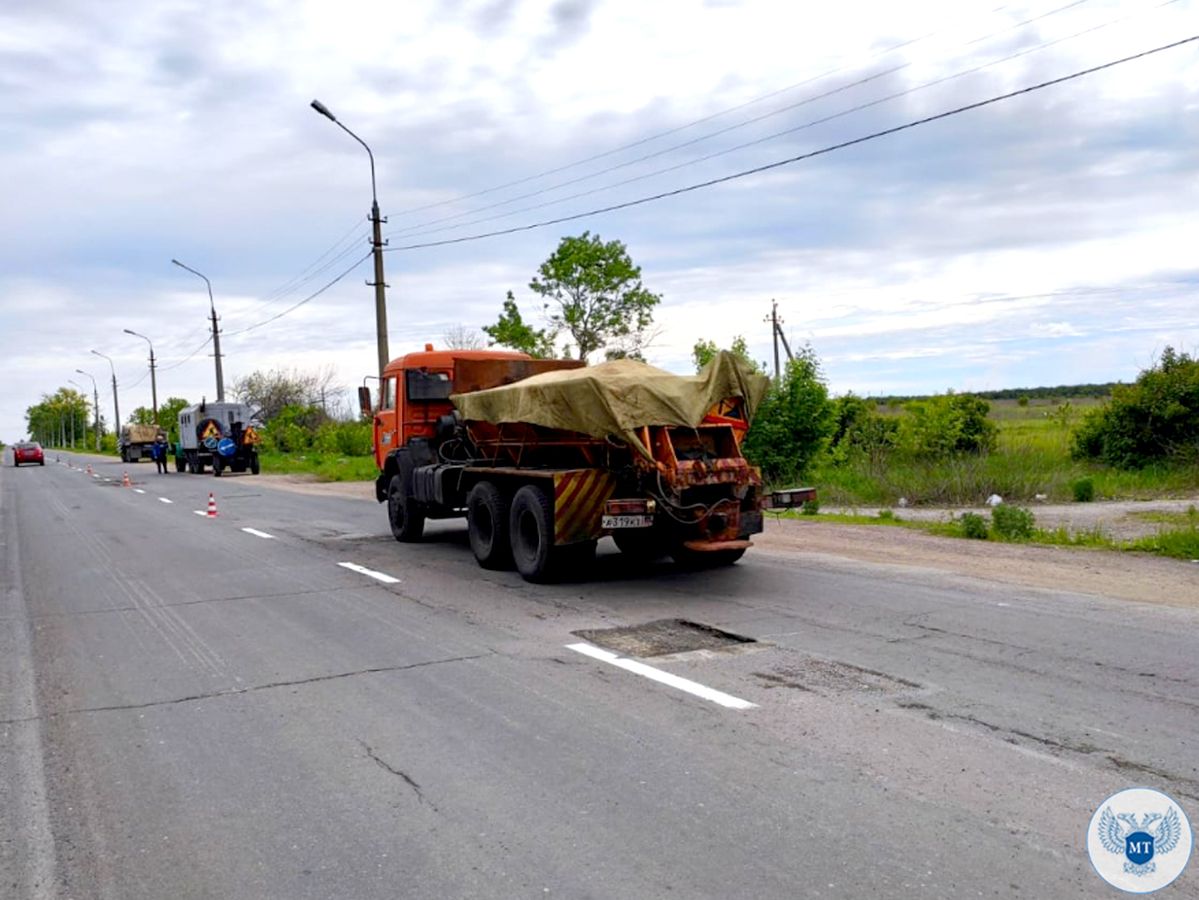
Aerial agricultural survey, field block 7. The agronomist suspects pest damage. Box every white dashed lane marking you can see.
[159,497,173,504]
[241,528,275,539]
[134,489,145,494]
[193,510,207,517]
[338,562,400,584]
[566,642,758,710]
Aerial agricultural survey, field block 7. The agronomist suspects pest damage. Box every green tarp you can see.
[452,351,768,459]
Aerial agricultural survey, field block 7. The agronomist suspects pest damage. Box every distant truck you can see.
[119,423,166,463]
[368,345,814,582]
[175,400,262,476]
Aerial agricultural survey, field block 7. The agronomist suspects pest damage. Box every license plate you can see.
[602,515,653,529]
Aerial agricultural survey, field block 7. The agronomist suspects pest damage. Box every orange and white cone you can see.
[122,471,132,487]
[206,492,218,518]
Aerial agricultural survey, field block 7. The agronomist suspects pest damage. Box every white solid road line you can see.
[241,527,275,539]
[337,562,401,584]
[566,642,758,710]
[159,497,173,504]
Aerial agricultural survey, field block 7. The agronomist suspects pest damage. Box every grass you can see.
[812,398,1199,506]
[256,450,377,482]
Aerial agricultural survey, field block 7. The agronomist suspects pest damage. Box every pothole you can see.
[573,619,756,658]
[753,658,920,694]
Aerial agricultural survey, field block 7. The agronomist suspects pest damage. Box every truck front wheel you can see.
[175,455,185,472]
[388,473,425,542]
[467,481,511,569]
[670,545,746,569]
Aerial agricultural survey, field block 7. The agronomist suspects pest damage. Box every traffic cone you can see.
[206,492,218,518]
[122,471,132,487]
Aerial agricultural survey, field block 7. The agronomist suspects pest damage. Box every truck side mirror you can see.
[358,386,373,419]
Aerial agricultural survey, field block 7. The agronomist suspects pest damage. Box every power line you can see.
[384,34,1198,253]
[223,250,374,336]
[386,0,1094,239]
[390,0,1176,244]
[159,334,214,371]
[386,3,1030,220]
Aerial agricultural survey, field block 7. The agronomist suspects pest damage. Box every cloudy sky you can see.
[2,0,1196,439]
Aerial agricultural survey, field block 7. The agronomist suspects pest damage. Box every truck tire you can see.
[213,458,223,477]
[175,455,185,472]
[509,484,559,583]
[467,481,511,569]
[387,473,425,542]
[250,454,260,475]
[670,545,746,569]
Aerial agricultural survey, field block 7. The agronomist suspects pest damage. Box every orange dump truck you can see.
[367,345,814,582]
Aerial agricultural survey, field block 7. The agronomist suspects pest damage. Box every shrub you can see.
[1071,347,1199,468]
[743,347,835,481]
[899,393,997,458]
[991,504,1035,540]
[801,499,820,515]
[878,508,894,520]
[1071,477,1095,503]
[960,512,988,539]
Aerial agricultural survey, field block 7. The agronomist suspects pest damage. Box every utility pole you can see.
[310,99,390,380]
[76,369,101,451]
[125,330,159,423]
[91,350,121,437]
[172,260,225,401]
[764,299,795,380]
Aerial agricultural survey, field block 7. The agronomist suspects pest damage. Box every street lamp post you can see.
[310,98,390,381]
[75,369,101,451]
[68,379,84,448]
[91,350,121,439]
[124,329,159,424]
[171,259,225,401]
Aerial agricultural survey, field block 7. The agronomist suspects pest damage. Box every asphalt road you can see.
[3,450,1197,899]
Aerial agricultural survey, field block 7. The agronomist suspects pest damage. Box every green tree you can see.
[482,291,558,358]
[742,345,835,480]
[528,232,661,361]
[25,387,91,447]
[692,336,760,373]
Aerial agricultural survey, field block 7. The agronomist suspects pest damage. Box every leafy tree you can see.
[692,336,760,373]
[528,232,661,361]
[482,291,558,358]
[25,387,91,447]
[742,345,835,480]
[1072,346,1199,468]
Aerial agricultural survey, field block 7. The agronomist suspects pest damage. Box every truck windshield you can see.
[406,370,452,402]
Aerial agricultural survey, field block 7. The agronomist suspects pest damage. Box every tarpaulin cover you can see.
[452,351,769,459]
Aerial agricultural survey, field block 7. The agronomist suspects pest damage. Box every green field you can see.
[813,397,1199,506]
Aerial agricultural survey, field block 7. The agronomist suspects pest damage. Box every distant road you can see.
[3,450,1197,898]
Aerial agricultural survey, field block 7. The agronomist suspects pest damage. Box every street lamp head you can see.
[310,99,336,122]
[123,328,136,336]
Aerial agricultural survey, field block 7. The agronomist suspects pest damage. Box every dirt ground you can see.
[257,474,1198,608]
[828,497,1199,541]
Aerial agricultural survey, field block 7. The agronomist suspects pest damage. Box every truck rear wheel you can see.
[175,455,185,472]
[467,481,511,569]
[509,485,560,583]
[388,473,425,542]
[249,454,260,475]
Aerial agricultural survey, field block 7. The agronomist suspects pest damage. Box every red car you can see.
[13,441,45,466]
